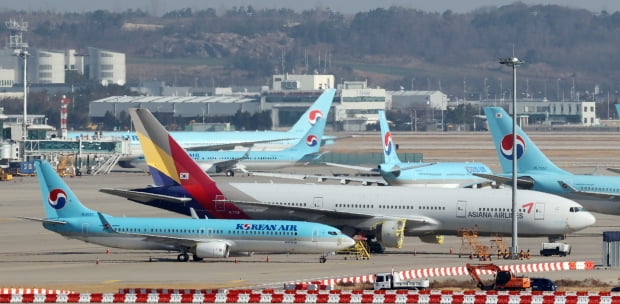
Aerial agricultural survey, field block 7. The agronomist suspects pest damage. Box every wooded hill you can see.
[1,3,619,102]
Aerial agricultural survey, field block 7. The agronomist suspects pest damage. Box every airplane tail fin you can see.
[287,97,330,155]
[483,107,567,174]
[378,110,402,166]
[615,104,620,119]
[35,160,95,219]
[287,89,335,135]
[129,108,250,219]
[129,108,225,199]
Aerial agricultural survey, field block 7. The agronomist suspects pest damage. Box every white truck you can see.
[373,273,430,290]
[540,242,571,256]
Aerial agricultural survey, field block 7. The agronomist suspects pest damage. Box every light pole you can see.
[16,49,29,141]
[499,56,524,259]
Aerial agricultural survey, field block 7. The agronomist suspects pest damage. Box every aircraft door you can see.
[82,223,89,236]
[312,197,323,209]
[215,195,226,212]
[312,229,319,242]
[534,203,545,220]
[456,200,467,218]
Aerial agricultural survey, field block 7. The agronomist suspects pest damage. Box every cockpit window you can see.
[328,231,338,235]
[569,206,585,212]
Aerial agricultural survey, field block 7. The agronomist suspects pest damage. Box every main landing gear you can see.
[177,252,204,262]
[177,253,189,262]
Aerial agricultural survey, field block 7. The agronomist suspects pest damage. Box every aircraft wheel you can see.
[319,256,327,263]
[226,170,235,177]
[178,253,189,262]
[192,254,203,262]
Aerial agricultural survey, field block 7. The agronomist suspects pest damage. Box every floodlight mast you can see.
[499,56,524,259]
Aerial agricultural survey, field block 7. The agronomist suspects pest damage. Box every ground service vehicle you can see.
[530,278,557,291]
[466,263,531,291]
[540,242,571,256]
[373,273,430,290]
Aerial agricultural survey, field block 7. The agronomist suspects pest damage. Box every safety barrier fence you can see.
[301,260,596,285]
[1,290,620,303]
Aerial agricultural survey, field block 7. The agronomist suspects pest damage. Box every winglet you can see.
[97,212,116,233]
[557,180,578,193]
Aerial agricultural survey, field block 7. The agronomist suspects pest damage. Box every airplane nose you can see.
[340,236,356,249]
[571,211,596,232]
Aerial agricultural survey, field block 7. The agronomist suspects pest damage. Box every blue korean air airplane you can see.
[320,110,493,187]
[479,106,620,215]
[68,89,337,168]
[23,160,355,262]
[179,91,332,176]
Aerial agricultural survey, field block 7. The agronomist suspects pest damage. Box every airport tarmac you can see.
[2,131,620,292]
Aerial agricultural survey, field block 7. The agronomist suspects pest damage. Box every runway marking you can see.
[103,280,121,284]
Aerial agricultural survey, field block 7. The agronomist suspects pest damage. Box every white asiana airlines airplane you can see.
[23,160,355,262]
[222,183,596,249]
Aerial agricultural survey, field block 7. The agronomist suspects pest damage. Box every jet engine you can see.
[419,234,444,244]
[195,242,230,258]
[378,165,401,178]
[375,219,406,248]
[517,176,535,189]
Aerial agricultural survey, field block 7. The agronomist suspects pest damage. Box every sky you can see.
[1,0,619,15]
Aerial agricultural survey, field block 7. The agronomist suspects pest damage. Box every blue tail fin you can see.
[287,89,335,135]
[378,110,402,166]
[286,96,330,154]
[35,160,95,219]
[615,104,620,119]
[483,107,567,174]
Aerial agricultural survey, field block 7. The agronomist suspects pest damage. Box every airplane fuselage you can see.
[43,215,353,254]
[223,183,595,237]
[382,162,492,188]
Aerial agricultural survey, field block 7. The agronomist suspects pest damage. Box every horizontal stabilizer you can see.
[100,188,192,204]
[17,216,67,225]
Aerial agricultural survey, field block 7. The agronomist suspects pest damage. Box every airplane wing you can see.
[322,162,378,172]
[100,188,192,204]
[228,199,436,225]
[17,216,67,225]
[473,173,535,188]
[184,138,296,151]
[245,171,389,186]
[557,181,620,200]
[322,162,434,174]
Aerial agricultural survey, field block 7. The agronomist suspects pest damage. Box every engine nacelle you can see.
[378,164,401,178]
[517,176,535,190]
[419,234,444,244]
[375,219,406,248]
[195,242,230,258]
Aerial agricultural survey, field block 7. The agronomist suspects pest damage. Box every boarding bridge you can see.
[1,138,131,175]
